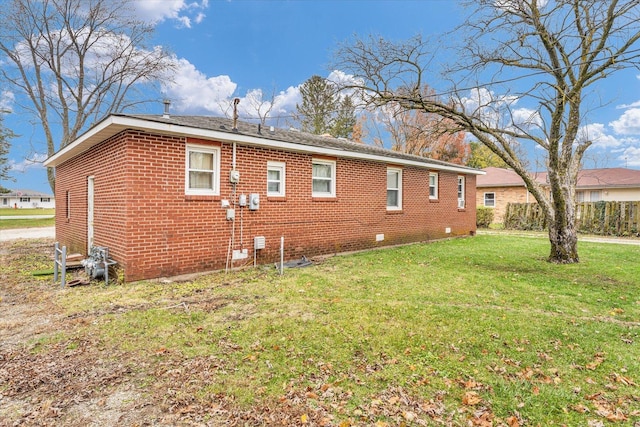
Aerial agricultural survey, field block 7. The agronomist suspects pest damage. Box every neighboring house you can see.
[477,167,640,223]
[571,168,640,202]
[0,189,55,209]
[44,114,483,282]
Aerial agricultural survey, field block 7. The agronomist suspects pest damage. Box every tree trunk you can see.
[47,167,55,194]
[547,199,579,264]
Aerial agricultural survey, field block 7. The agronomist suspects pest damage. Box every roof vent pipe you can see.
[162,99,171,118]
[232,98,240,131]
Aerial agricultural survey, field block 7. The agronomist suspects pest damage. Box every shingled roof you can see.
[477,167,640,189]
[44,113,484,175]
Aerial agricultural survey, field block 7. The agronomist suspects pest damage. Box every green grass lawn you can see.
[25,236,640,424]
[0,208,55,229]
[0,208,55,216]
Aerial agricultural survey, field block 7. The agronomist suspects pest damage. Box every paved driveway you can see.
[0,227,55,242]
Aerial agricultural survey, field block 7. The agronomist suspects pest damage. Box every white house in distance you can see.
[0,189,56,209]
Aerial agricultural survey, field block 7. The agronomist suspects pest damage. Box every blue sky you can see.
[2,0,640,194]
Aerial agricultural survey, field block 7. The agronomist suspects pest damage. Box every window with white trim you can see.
[429,172,438,199]
[20,197,31,202]
[312,159,336,197]
[267,161,286,196]
[41,197,50,203]
[590,190,601,202]
[457,176,465,209]
[387,167,402,210]
[185,144,220,195]
[484,192,495,207]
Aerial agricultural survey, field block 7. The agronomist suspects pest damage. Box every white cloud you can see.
[9,153,48,173]
[609,108,640,135]
[578,123,624,148]
[617,146,640,167]
[131,0,209,28]
[161,57,237,115]
[0,91,14,112]
[459,87,520,128]
[161,63,363,124]
[160,56,303,122]
[615,100,640,109]
[494,0,549,13]
[512,107,542,128]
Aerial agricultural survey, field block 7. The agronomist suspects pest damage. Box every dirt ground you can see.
[0,238,337,426]
[0,239,154,426]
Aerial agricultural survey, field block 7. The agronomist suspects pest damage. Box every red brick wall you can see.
[55,130,477,282]
[55,133,129,258]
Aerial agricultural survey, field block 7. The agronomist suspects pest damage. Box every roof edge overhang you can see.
[44,115,485,175]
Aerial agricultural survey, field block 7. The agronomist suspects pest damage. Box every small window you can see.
[186,144,220,195]
[312,159,336,197]
[20,197,31,202]
[590,190,601,202]
[484,192,495,207]
[457,176,465,209]
[429,172,438,199]
[41,197,50,203]
[267,161,286,197]
[2,198,7,205]
[387,167,402,210]
[576,191,585,203]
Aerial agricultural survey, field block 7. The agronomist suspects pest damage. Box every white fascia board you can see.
[45,115,485,175]
[44,116,125,167]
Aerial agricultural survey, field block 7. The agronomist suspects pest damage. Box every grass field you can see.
[0,208,55,229]
[1,235,639,425]
[0,208,55,216]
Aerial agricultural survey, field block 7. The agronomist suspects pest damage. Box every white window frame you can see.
[20,197,31,202]
[185,144,221,196]
[267,161,286,197]
[312,159,336,198]
[429,172,438,200]
[387,167,403,210]
[484,192,495,208]
[458,176,466,209]
[590,190,601,202]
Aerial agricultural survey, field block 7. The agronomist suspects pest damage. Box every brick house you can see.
[44,114,482,282]
[476,167,543,223]
[477,166,640,223]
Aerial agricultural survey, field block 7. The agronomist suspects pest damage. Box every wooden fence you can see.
[504,201,640,236]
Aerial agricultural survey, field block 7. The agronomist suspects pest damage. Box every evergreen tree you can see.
[295,75,356,138]
[331,95,357,138]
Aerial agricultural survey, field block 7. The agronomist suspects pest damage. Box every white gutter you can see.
[45,115,485,175]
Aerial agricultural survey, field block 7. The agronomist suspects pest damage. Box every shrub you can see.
[476,206,494,228]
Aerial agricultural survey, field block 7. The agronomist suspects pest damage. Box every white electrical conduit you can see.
[280,236,284,275]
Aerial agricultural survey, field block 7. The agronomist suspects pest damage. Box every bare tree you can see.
[367,85,469,164]
[336,0,640,263]
[0,0,175,191]
[0,110,16,185]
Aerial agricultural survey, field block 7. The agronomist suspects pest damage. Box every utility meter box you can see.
[229,170,240,183]
[249,193,260,210]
